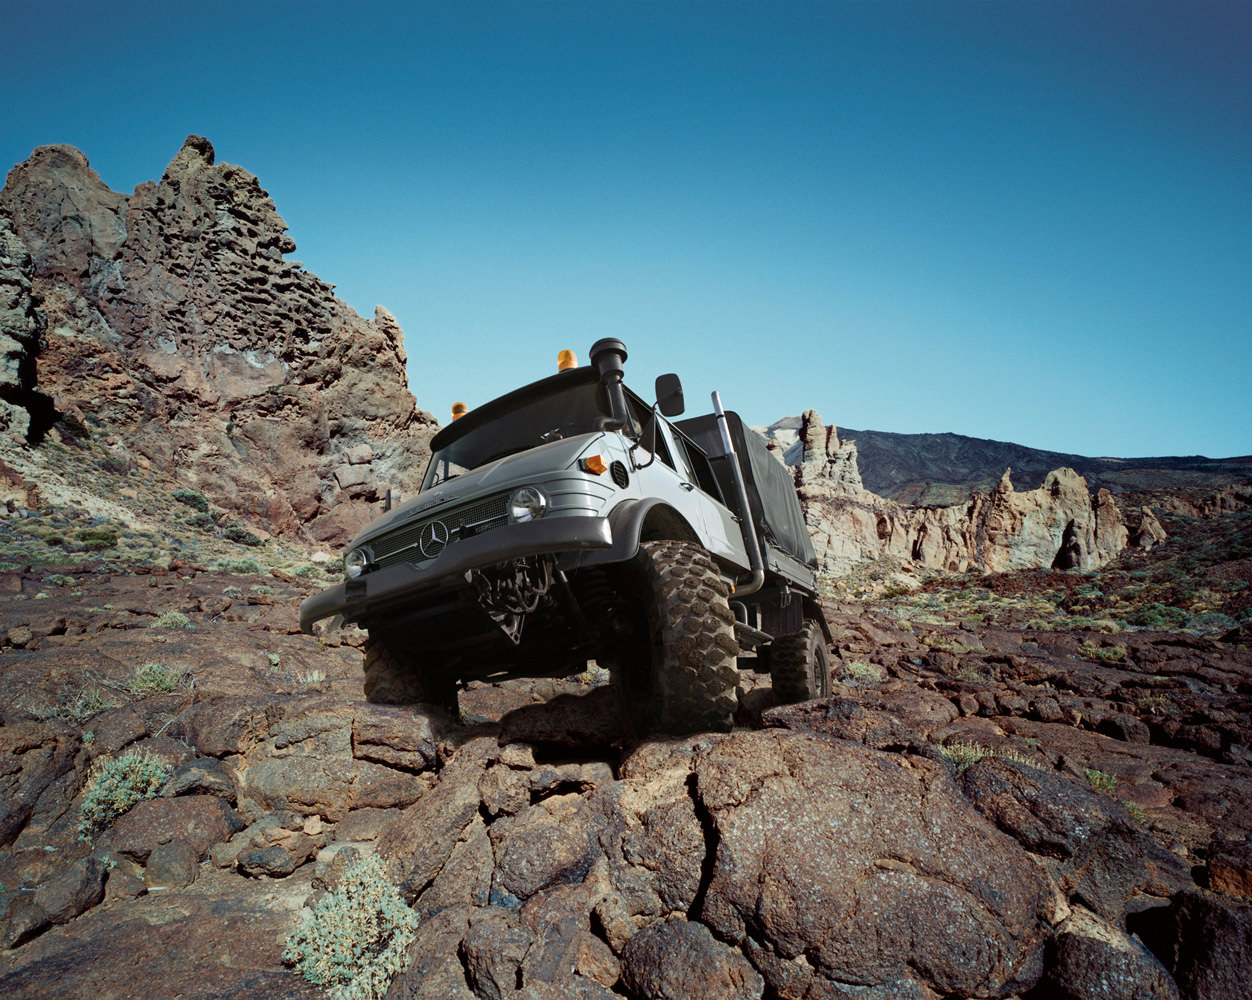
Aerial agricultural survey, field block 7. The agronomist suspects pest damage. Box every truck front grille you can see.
[373,494,510,568]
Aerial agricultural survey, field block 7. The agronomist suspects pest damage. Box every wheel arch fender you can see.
[802,596,833,645]
[580,498,701,568]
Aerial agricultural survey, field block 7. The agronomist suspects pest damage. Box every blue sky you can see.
[4,1,1249,459]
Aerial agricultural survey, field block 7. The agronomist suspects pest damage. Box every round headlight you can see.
[509,486,547,523]
[344,548,370,579]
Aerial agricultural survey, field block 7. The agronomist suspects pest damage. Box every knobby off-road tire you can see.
[770,620,831,703]
[620,539,740,735]
[362,633,458,716]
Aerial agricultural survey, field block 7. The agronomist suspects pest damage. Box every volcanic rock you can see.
[0,137,437,544]
[795,411,1131,575]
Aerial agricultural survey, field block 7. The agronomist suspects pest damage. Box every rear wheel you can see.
[362,633,459,717]
[613,539,740,735]
[769,620,831,703]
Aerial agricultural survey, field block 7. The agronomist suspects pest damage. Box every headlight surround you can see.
[344,547,371,579]
[509,486,548,523]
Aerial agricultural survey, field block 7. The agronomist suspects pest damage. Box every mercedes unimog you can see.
[299,339,831,734]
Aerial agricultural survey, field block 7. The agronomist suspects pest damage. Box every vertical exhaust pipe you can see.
[590,338,630,432]
[712,391,765,597]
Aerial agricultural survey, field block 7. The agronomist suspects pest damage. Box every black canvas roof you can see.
[677,411,818,569]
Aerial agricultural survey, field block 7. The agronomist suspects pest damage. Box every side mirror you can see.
[655,373,685,417]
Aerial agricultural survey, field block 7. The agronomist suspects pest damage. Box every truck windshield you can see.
[422,379,610,489]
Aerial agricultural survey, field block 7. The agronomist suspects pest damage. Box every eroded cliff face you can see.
[794,410,1142,576]
[0,137,436,545]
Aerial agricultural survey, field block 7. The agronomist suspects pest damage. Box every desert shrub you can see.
[44,573,76,587]
[99,453,129,476]
[172,488,210,513]
[1078,642,1129,664]
[1137,692,1173,714]
[923,633,973,654]
[222,524,263,546]
[67,686,105,723]
[293,564,323,578]
[297,670,327,685]
[185,512,216,531]
[939,742,992,772]
[130,662,188,695]
[1085,768,1118,794]
[283,853,417,1000]
[841,661,882,683]
[76,528,118,551]
[217,558,261,575]
[1125,603,1187,630]
[1125,802,1146,824]
[940,741,1040,773]
[77,750,171,839]
[150,610,192,630]
[953,663,983,682]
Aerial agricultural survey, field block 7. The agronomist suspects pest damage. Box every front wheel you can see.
[362,633,459,717]
[769,620,831,704]
[613,539,740,735]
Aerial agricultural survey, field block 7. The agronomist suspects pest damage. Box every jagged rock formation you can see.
[756,416,1252,503]
[794,410,1136,576]
[0,138,436,544]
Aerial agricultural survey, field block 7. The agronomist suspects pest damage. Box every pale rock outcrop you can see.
[0,137,437,544]
[794,411,1130,576]
[1130,507,1169,552]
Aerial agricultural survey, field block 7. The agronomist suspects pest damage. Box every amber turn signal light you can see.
[580,455,608,475]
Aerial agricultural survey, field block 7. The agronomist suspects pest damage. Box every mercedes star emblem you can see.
[419,520,450,558]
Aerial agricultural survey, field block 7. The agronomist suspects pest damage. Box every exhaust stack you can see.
[589,338,629,432]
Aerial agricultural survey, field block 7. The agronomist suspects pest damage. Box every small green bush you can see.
[77,751,171,839]
[185,512,216,531]
[1126,603,1187,630]
[283,853,417,1000]
[841,661,882,683]
[940,741,1040,773]
[217,558,262,575]
[1078,641,1129,664]
[223,524,263,547]
[172,488,210,513]
[150,610,192,630]
[1085,768,1118,794]
[130,662,188,695]
[76,528,118,551]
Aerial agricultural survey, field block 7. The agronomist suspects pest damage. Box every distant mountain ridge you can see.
[755,416,1252,506]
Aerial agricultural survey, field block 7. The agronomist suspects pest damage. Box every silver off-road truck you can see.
[300,339,830,734]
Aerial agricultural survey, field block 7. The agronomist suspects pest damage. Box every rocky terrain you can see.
[0,534,1248,999]
[756,417,1252,505]
[1,137,437,547]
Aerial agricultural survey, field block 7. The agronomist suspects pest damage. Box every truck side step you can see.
[733,621,771,649]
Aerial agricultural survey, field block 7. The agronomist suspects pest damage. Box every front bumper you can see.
[299,515,613,634]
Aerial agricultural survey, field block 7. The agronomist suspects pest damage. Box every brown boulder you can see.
[110,794,244,862]
[694,730,1049,998]
[620,915,764,1000]
[1041,906,1179,1000]
[144,838,199,890]
[960,758,1192,922]
[32,856,107,925]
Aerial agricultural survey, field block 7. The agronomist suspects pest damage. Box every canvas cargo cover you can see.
[677,412,818,569]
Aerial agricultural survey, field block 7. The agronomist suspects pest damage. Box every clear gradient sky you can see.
[4,1,1249,459]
